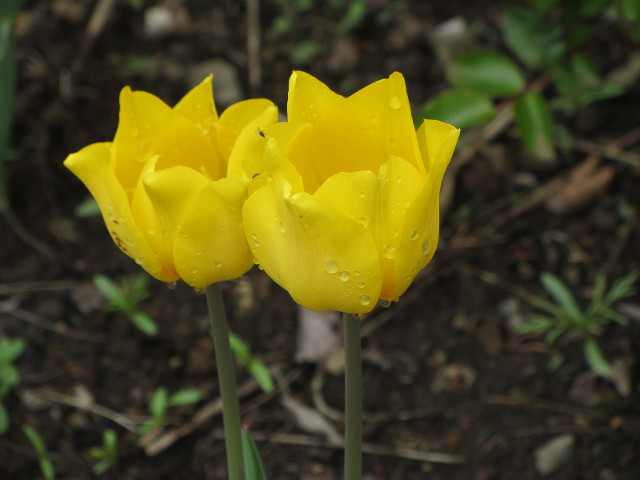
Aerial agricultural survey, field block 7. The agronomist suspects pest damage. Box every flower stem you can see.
[205,283,243,480]
[343,312,362,480]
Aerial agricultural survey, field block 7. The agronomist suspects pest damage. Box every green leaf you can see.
[514,92,556,161]
[0,401,8,434]
[242,431,268,480]
[0,364,19,397]
[103,429,118,453]
[584,336,611,377]
[40,457,55,480]
[23,425,47,455]
[527,0,556,14]
[0,336,24,363]
[517,315,554,334]
[540,272,584,322]
[92,459,113,476]
[446,49,526,97]
[93,275,125,305]
[418,90,495,129]
[74,198,101,217]
[229,332,251,363]
[149,388,168,420]
[129,312,158,336]
[619,0,640,21]
[168,388,202,407]
[580,0,611,16]
[503,7,563,67]
[247,360,275,393]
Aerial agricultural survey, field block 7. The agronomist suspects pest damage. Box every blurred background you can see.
[1,0,640,479]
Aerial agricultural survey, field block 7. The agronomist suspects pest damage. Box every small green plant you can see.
[0,335,25,433]
[520,270,638,376]
[23,425,55,480]
[419,0,634,160]
[229,332,274,393]
[89,429,118,475]
[93,273,158,336]
[138,387,202,435]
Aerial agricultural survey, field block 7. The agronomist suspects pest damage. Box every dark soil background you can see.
[1,1,640,479]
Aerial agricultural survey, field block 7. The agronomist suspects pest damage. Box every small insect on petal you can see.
[256,127,266,137]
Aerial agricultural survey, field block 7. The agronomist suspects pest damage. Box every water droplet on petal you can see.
[358,282,365,289]
[167,281,178,290]
[382,245,397,259]
[410,230,418,240]
[190,267,198,273]
[380,299,392,308]
[389,96,402,110]
[324,259,338,274]
[357,216,369,229]
[278,223,285,233]
[359,191,366,199]
[354,271,361,276]
[353,313,362,319]
[215,261,222,268]
[395,177,402,184]
[422,239,431,255]
[339,271,350,282]
[360,295,371,306]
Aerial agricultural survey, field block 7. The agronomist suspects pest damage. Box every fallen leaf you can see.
[294,307,342,364]
[281,395,342,446]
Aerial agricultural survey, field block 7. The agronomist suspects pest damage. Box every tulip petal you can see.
[217,99,278,163]
[287,71,344,124]
[174,75,219,143]
[173,176,253,288]
[377,156,427,300]
[64,143,174,281]
[309,72,424,182]
[243,177,382,313]
[154,115,222,180]
[142,166,211,271]
[112,88,173,192]
[388,122,460,300]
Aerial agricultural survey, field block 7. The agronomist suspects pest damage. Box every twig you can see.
[34,388,141,433]
[4,211,57,258]
[239,431,465,465]
[72,0,118,72]
[0,280,78,295]
[0,298,107,343]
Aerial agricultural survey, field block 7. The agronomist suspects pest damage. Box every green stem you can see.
[205,283,244,480]
[343,312,362,480]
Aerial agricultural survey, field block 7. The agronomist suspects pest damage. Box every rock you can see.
[534,434,575,475]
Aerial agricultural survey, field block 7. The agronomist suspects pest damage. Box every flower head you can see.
[65,77,278,288]
[232,71,459,313]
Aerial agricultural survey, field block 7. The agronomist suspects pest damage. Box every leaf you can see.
[0,336,24,362]
[0,401,8,434]
[517,315,554,334]
[447,49,526,97]
[514,92,556,161]
[503,7,563,67]
[418,90,495,129]
[540,272,583,323]
[130,312,158,336]
[23,425,47,455]
[619,0,640,21]
[92,275,125,305]
[242,431,268,480]
[527,0,556,14]
[584,336,611,377]
[168,388,202,407]
[247,360,275,393]
[103,429,118,453]
[229,332,251,363]
[149,387,168,420]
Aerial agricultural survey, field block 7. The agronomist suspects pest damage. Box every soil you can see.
[1,1,640,479]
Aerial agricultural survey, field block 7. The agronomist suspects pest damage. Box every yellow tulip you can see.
[233,71,459,313]
[65,76,278,288]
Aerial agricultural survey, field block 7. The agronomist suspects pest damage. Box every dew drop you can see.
[358,281,365,289]
[389,96,402,110]
[380,299,392,308]
[108,212,115,221]
[410,230,418,240]
[167,281,178,290]
[251,233,258,239]
[354,271,361,276]
[395,177,402,184]
[194,288,204,295]
[220,225,227,232]
[215,261,222,268]
[360,295,371,306]
[190,267,198,273]
[359,191,366,199]
[324,259,338,274]
[278,223,286,233]
[382,245,397,259]
[353,313,362,319]
[357,216,369,229]
[422,239,431,255]
[339,271,350,282]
